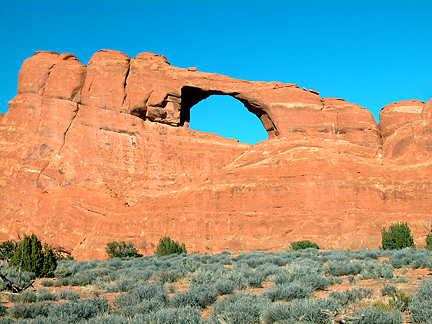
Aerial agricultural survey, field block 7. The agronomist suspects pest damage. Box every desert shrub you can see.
[410,300,432,324]
[246,271,265,288]
[140,306,201,324]
[106,241,139,258]
[151,268,183,283]
[166,284,177,294]
[36,288,56,301]
[373,300,393,311]
[255,263,281,279]
[360,260,394,279]
[411,251,432,269]
[351,249,385,260]
[205,293,270,324]
[389,248,417,268]
[51,277,69,287]
[154,236,186,256]
[214,278,235,295]
[347,275,356,285]
[179,257,203,273]
[238,253,266,269]
[51,273,93,287]
[68,274,94,286]
[114,282,168,311]
[56,289,80,301]
[86,314,130,324]
[329,287,373,305]
[8,234,58,278]
[0,302,5,317]
[7,302,49,319]
[291,240,319,250]
[0,319,13,324]
[388,291,411,312]
[170,285,218,308]
[261,298,339,324]
[6,293,21,303]
[260,301,291,324]
[381,222,415,250]
[320,249,350,263]
[54,260,87,278]
[270,255,291,267]
[393,274,408,283]
[19,290,37,303]
[325,260,363,276]
[186,263,228,285]
[274,258,322,285]
[306,275,337,291]
[353,306,403,324]
[413,278,432,301]
[262,282,313,302]
[381,284,397,296]
[106,258,123,270]
[49,297,109,322]
[39,280,54,287]
[273,267,332,292]
[120,299,167,317]
[114,277,138,293]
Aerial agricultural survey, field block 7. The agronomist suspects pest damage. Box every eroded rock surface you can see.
[0,50,431,259]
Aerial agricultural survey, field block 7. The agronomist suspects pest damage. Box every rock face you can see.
[0,50,431,259]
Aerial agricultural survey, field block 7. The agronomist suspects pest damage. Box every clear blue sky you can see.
[1,0,431,144]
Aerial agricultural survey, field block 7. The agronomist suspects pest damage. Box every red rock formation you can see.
[0,50,431,259]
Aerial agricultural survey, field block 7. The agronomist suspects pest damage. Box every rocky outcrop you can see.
[0,50,431,259]
[380,99,432,163]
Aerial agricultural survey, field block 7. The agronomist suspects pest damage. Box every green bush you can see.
[8,234,58,278]
[426,234,432,251]
[290,240,319,250]
[381,222,416,250]
[154,236,186,256]
[0,240,16,260]
[106,241,139,258]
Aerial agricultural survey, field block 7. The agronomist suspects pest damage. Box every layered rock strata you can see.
[0,50,431,259]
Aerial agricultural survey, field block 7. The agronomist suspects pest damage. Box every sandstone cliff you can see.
[0,50,431,259]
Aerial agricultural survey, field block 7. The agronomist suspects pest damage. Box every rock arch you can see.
[178,86,278,139]
[181,90,269,143]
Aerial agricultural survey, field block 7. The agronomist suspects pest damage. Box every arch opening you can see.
[180,87,268,144]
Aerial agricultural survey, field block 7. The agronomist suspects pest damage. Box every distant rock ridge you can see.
[0,50,431,259]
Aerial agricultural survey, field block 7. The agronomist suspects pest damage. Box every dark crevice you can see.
[71,202,107,216]
[36,103,80,187]
[58,104,80,153]
[39,63,56,96]
[121,61,131,107]
[99,125,137,136]
[35,161,50,185]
